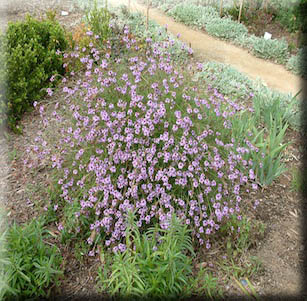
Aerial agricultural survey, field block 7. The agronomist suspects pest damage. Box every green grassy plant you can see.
[84,0,111,42]
[0,211,14,300]
[4,218,63,299]
[252,88,301,130]
[189,267,223,299]
[97,212,194,299]
[248,119,289,186]
[231,114,290,187]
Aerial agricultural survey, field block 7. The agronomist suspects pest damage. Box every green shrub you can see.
[4,218,63,299]
[275,7,301,33]
[267,0,302,33]
[297,0,307,33]
[1,15,68,131]
[205,17,248,40]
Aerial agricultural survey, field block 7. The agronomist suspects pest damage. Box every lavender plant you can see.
[27,25,259,255]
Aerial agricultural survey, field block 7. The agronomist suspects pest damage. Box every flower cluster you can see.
[28,25,258,253]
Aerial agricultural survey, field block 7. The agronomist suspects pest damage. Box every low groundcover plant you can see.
[27,25,260,258]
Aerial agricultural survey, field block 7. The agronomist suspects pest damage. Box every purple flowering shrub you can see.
[27,25,259,253]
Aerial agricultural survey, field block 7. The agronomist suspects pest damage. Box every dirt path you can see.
[108,0,304,98]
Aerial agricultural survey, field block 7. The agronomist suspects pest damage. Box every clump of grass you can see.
[97,211,195,299]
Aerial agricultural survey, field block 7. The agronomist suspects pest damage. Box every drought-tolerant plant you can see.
[0,31,6,124]
[97,211,194,299]
[189,267,223,299]
[243,35,289,64]
[205,17,248,40]
[229,110,290,187]
[269,0,302,33]
[4,218,63,299]
[27,24,260,257]
[220,214,265,258]
[0,212,15,300]
[196,61,263,100]
[1,14,68,132]
[168,3,219,28]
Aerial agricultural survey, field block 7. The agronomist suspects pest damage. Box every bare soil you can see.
[1,0,305,299]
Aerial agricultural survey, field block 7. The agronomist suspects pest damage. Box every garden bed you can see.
[138,0,306,78]
[0,0,304,299]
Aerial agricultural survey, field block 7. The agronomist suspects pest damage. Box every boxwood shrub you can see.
[0,15,68,132]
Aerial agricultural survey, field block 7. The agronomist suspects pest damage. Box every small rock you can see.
[61,11,68,16]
